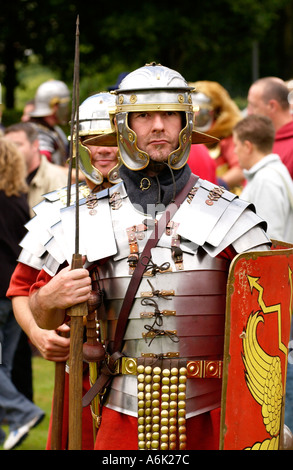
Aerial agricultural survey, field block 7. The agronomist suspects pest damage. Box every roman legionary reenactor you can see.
[15,64,293,450]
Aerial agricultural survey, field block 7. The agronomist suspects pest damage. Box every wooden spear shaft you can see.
[51,16,82,450]
[68,255,88,450]
[66,15,88,450]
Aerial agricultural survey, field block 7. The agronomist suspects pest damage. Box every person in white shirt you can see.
[233,113,293,243]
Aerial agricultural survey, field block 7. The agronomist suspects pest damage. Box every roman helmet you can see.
[76,92,120,185]
[87,63,218,171]
[190,90,214,132]
[30,79,70,124]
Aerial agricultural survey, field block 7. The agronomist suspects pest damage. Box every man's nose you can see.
[96,146,112,155]
[151,113,165,131]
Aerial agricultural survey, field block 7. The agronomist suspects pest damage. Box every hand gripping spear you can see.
[66,15,88,450]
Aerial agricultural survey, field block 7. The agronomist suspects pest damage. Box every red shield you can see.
[220,241,293,450]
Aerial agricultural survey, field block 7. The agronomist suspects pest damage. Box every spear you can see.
[66,15,88,450]
[50,17,80,451]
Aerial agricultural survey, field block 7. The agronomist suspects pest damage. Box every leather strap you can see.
[82,173,198,407]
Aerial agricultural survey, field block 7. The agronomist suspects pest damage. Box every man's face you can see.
[85,144,118,178]
[247,84,269,116]
[232,132,249,170]
[4,130,37,169]
[128,111,182,163]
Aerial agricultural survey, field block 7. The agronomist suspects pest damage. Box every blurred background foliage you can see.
[1,0,293,125]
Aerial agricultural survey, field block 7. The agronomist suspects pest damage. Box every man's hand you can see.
[30,323,70,362]
[29,265,92,330]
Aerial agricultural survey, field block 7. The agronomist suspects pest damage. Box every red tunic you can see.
[7,262,94,450]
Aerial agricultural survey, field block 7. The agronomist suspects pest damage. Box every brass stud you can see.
[179,425,186,435]
[152,415,160,424]
[152,407,160,416]
[178,392,186,401]
[178,408,186,418]
[145,366,152,375]
[161,417,168,426]
[152,390,160,399]
[162,377,170,385]
[161,426,169,435]
[151,440,159,449]
[152,431,160,441]
[152,382,160,391]
[170,433,177,442]
[161,433,168,442]
[161,409,169,419]
[137,365,144,374]
[169,417,177,426]
[170,376,178,384]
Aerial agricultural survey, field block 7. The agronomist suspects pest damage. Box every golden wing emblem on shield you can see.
[242,311,282,449]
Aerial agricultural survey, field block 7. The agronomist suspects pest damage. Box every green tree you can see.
[1,0,293,109]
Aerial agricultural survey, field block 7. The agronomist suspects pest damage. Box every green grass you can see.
[0,357,55,451]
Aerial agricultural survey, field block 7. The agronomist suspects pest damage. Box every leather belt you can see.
[118,356,223,379]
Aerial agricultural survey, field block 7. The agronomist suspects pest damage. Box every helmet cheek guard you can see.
[75,142,121,186]
[168,111,193,170]
[116,112,149,171]
[78,142,103,185]
[72,92,121,185]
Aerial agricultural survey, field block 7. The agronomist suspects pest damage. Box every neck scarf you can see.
[119,163,191,217]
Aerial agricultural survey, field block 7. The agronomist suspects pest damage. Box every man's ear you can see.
[244,139,253,153]
[33,139,40,152]
[268,99,278,113]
